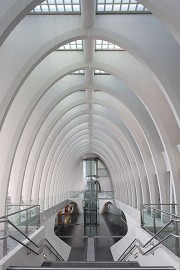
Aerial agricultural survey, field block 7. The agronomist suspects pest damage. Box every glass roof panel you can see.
[71,70,85,75]
[94,70,110,75]
[57,40,83,50]
[31,0,80,14]
[97,0,149,13]
[95,40,125,51]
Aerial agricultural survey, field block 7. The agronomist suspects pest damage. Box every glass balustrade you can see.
[140,204,180,257]
[67,191,114,199]
[0,204,40,258]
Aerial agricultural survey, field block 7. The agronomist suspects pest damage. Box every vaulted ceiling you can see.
[0,0,180,215]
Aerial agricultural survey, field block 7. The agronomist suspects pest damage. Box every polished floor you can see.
[55,213,127,261]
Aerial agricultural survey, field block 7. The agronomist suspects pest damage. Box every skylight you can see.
[31,0,80,14]
[57,40,83,50]
[71,70,85,75]
[97,0,149,13]
[94,70,110,75]
[95,40,125,51]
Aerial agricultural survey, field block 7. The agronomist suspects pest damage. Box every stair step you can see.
[8,263,175,270]
[42,261,140,268]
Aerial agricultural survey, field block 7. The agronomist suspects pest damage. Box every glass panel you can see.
[129,4,137,11]
[49,5,57,11]
[0,205,40,258]
[105,4,113,11]
[113,4,121,11]
[57,40,83,50]
[57,5,64,11]
[98,4,104,11]
[31,0,81,14]
[34,6,41,12]
[96,0,149,13]
[41,5,49,12]
[137,4,144,11]
[95,40,124,51]
[65,4,72,11]
[73,5,80,11]
[94,70,110,75]
[121,4,128,11]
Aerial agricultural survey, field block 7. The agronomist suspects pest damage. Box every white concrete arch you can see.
[91,131,136,207]
[27,93,154,207]
[0,37,179,214]
[92,121,140,208]
[0,0,44,46]
[138,0,180,46]
[58,141,122,203]
[6,63,172,202]
[31,114,89,205]
[42,127,123,207]
[5,62,177,211]
[5,77,158,208]
[0,1,180,218]
[2,51,177,207]
[33,102,147,208]
[57,129,131,205]
[33,108,143,209]
[0,14,178,129]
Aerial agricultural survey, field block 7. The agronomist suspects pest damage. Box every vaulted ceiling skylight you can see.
[57,40,83,50]
[94,70,110,75]
[97,0,149,13]
[95,40,125,51]
[31,0,80,14]
[71,70,85,75]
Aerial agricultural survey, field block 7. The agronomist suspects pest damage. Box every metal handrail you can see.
[141,205,180,219]
[120,232,180,261]
[119,238,142,261]
[0,218,39,248]
[121,232,180,260]
[143,218,179,248]
[0,224,63,260]
[142,204,177,206]
[119,218,180,261]
[118,238,138,261]
[42,239,64,261]
[0,234,63,259]
[143,233,180,256]
[0,215,63,261]
[9,235,39,255]
[1,205,40,219]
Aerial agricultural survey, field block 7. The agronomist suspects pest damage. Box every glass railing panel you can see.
[162,235,176,254]
[0,204,40,258]
[98,191,114,199]
[141,206,155,233]
[67,191,114,199]
[67,191,84,199]
[140,204,180,257]
[27,207,40,233]
[6,225,27,254]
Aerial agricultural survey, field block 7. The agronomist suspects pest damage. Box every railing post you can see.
[174,220,180,257]
[153,209,156,234]
[3,221,8,256]
[25,209,28,236]
[37,205,40,228]
[140,206,144,227]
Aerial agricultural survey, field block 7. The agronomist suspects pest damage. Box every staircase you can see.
[8,261,175,270]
